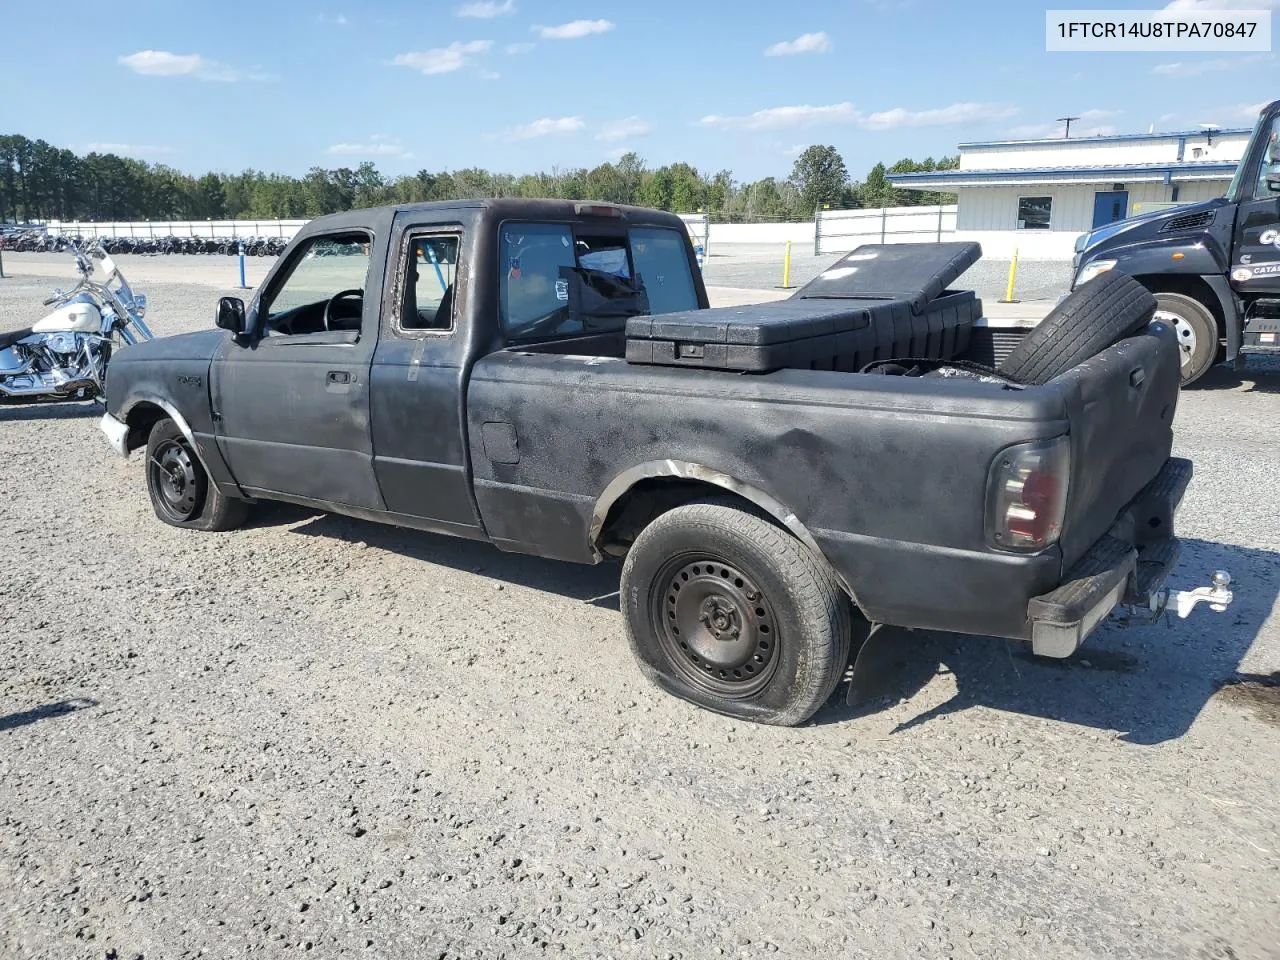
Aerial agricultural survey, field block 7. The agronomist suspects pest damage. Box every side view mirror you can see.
[215,296,246,334]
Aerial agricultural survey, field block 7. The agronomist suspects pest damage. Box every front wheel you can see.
[1153,292,1219,386]
[620,500,852,726]
[145,418,248,531]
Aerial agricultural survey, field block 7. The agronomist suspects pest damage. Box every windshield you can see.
[500,222,697,341]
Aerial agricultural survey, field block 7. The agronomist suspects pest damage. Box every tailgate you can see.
[1053,323,1182,570]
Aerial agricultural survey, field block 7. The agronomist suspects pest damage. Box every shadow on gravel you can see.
[0,399,99,421]
[1188,362,1280,395]
[251,502,624,608]
[814,537,1279,745]
[0,698,98,732]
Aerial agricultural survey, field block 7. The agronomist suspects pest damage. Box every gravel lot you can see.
[1,252,1278,960]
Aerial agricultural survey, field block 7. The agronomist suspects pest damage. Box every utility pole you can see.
[1057,116,1080,138]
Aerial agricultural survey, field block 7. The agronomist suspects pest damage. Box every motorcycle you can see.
[0,240,154,402]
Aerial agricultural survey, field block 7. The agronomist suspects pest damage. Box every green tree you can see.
[789,145,849,215]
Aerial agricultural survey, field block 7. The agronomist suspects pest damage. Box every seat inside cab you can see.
[403,236,458,331]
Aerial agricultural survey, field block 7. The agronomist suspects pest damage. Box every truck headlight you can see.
[1075,259,1117,287]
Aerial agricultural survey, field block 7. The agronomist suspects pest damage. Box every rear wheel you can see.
[145,418,248,531]
[1152,292,1218,386]
[620,500,852,726]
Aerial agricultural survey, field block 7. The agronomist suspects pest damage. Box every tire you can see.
[145,418,248,531]
[620,499,852,726]
[1152,291,1219,386]
[997,271,1156,385]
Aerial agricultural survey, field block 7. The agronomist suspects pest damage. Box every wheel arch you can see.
[121,396,211,472]
[589,460,860,607]
[1131,273,1227,335]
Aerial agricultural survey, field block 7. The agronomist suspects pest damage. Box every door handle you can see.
[326,370,351,384]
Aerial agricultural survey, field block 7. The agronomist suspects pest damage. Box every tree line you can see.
[0,135,958,225]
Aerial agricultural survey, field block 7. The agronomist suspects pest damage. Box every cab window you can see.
[498,221,698,341]
[1255,114,1280,200]
[262,232,372,337]
[400,234,460,332]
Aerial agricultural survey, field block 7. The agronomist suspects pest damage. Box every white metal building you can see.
[888,127,1251,259]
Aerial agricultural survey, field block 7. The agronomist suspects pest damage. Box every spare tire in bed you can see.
[997,272,1156,385]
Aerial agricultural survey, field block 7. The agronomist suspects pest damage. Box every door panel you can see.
[369,226,483,535]
[1092,190,1129,228]
[214,337,383,508]
[211,225,386,509]
[1231,112,1280,296]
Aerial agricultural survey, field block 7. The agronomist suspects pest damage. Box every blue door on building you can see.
[1092,190,1129,228]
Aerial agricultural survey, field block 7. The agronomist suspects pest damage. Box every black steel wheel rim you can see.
[651,554,780,698]
[149,438,203,522]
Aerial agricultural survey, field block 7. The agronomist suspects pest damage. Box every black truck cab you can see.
[1072,98,1280,384]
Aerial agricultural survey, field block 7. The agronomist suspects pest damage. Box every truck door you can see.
[1231,111,1280,297]
[210,227,385,510]
[1092,190,1129,228]
[366,221,484,537]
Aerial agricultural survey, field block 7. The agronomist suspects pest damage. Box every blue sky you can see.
[2,0,1273,182]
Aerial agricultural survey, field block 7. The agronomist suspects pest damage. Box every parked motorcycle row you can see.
[0,240,155,403]
[0,229,288,257]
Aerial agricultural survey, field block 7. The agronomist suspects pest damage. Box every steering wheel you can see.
[323,289,364,332]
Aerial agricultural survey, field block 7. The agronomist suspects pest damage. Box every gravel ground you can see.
[1,253,1278,960]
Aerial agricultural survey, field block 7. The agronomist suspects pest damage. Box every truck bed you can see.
[468,321,1180,641]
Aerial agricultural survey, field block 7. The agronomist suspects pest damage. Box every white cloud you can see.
[318,12,348,26]
[784,144,808,155]
[507,116,585,139]
[391,40,492,75]
[862,102,1018,129]
[1001,108,1120,140]
[596,116,653,141]
[764,32,831,56]
[1236,101,1268,119]
[85,143,173,157]
[1163,0,1277,8]
[1153,54,1270,76]
[701,100,1014,131]
[457,0,515,16]
[118,50,247,81]
[327,137,414,159]
[534,19,615,39]
[701,102,860,130]
[506,41,535,54]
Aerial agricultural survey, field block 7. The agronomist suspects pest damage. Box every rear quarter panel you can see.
[466,354,1074,637]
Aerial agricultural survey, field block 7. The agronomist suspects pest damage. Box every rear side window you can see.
[499,221,700,341]
[630,227,697,316]
[500,223,577,338]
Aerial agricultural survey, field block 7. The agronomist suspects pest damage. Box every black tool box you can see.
[625,242,984,373]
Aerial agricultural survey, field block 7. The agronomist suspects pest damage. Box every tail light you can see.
[987,436,1071,551]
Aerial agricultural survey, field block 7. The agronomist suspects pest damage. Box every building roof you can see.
[956,128,1253,149]
[889,161,1239,190]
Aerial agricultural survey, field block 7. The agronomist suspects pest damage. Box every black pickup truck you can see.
[99,199,1231,725]
[1072,97,1280,385]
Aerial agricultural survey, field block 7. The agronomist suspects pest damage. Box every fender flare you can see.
[120,394,216,476]
[1203,273,1243,362]
[588,459,859,605]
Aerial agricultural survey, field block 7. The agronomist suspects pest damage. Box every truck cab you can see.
[1072,98,1280,384]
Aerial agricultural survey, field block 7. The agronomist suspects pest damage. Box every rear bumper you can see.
[1027,456,1191,657]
